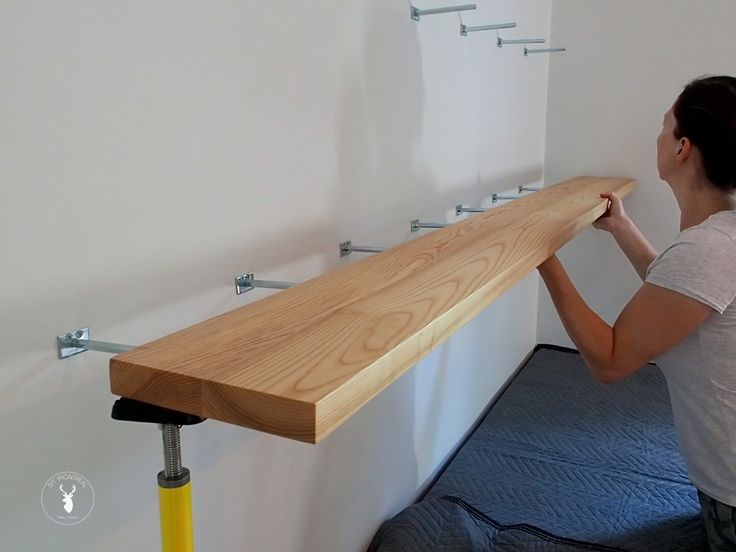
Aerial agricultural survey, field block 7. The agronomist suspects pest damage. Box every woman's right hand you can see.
[592,191,630,233]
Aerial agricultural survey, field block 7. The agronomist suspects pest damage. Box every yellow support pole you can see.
[109,399,204,552]
[158,468,194,552]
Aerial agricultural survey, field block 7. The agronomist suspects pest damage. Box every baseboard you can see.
[534,343,656,366]
[533,343,581,355]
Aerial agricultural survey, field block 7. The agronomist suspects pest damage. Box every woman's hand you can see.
[592,191,630,234]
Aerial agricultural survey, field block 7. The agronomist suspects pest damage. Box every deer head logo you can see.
[60,484,76,514]
[42,472,94,525]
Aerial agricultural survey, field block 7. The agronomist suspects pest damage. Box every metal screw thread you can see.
[161,424,183,479]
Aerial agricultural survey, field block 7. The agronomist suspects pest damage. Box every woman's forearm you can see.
[538,256,615,382]
[611,218,658,281]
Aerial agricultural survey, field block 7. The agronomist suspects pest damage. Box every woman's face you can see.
[656,106,679,182]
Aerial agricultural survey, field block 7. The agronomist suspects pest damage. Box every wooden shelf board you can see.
[110,176,636,443]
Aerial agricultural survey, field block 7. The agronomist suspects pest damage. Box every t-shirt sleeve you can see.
[645,227,736,314]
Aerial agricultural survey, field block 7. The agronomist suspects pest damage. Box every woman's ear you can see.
[676,137,691,164]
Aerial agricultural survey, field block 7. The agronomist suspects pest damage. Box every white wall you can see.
[540,0,736,347]
[0,1,550,550]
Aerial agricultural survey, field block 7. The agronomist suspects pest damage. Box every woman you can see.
[538,75,736,551]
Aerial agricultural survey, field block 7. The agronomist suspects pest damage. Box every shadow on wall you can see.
[335,0,427,233]
[334,0,543,250]
[300,371,420,551]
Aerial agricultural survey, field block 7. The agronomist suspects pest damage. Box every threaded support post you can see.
[161,424,183,479]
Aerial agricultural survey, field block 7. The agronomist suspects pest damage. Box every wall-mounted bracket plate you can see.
[57,327,90,359]
[235,273,255,295]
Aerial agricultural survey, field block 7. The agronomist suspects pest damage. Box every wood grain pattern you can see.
[109,176,636,443]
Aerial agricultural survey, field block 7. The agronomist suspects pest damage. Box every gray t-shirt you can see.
[645,210,736,506]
